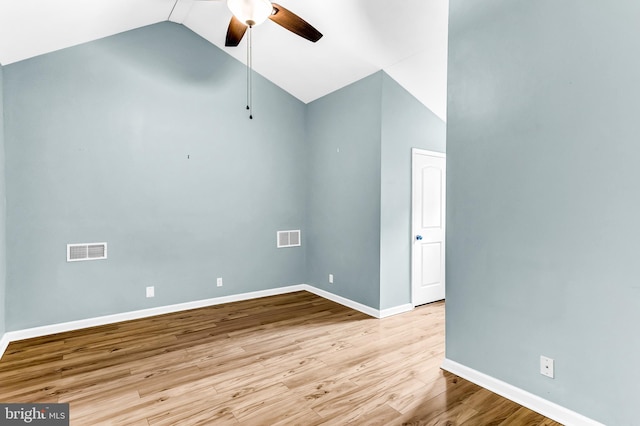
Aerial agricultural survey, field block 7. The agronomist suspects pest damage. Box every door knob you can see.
[416,235,423,240]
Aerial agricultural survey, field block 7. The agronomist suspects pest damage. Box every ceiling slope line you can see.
[167,0,180,20]
[169,0,198,24]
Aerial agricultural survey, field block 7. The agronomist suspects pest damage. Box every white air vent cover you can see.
[67,242,108,262]
[277,230,301,248]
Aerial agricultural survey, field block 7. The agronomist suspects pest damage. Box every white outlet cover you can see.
[329,274,334,284]
[540,355,554,378]
[146,286,155,298]
[217,278,223,287]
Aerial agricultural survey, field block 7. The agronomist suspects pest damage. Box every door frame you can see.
[411,148,447,307]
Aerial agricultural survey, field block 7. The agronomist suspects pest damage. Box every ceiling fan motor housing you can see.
[227,0,273,26]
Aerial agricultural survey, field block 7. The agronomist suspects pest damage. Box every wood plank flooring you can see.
[0,291,561,425]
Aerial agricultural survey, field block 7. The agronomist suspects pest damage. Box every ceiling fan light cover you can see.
[227,0,273,26]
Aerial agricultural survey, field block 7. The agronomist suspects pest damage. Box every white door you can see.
[412,148,446,306]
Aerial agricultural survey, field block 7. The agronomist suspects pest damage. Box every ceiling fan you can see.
[224,0,322,46]
[192,0,323,119]
[195,0,323,46]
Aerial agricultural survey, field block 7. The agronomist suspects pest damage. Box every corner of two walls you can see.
[1,22,446,333]
[305,71,446,311]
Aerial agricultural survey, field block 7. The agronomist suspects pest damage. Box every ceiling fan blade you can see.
[225,16,248,46]
[269,3,323,43]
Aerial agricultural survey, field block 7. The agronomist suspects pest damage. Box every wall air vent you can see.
[67,242,108,262]
[277,230,301,248]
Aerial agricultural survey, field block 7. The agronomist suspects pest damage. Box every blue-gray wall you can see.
[3,23,307,330]
[380,73,445,310]
[1,22,444,331]
[305,72,382,309]
[305,72,445,311]
[447,2,640,424]
[0,64,5,336]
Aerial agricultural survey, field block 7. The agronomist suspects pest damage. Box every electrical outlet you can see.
[217,277,223,287]
[146,286,154,298]
[329,274,334,284]
[540,355,554,378]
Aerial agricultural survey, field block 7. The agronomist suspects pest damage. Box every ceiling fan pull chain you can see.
[246,25,250,115]
[223,2,323,119]
[249,26,254,119]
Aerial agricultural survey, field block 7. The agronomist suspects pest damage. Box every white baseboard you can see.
[302,285,412,318]
[303,285,381,318]
[379,303,413,318]
[441,358,605,426]
[0,333,9,360]
[1,285,306,354]
[0,284,413,360]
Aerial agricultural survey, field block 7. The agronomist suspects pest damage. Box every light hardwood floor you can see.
[0,291,561,425]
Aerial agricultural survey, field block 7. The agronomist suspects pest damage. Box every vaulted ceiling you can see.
[0,0,448,120]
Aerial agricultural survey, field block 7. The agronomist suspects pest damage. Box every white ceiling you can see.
[0,0,448,120]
